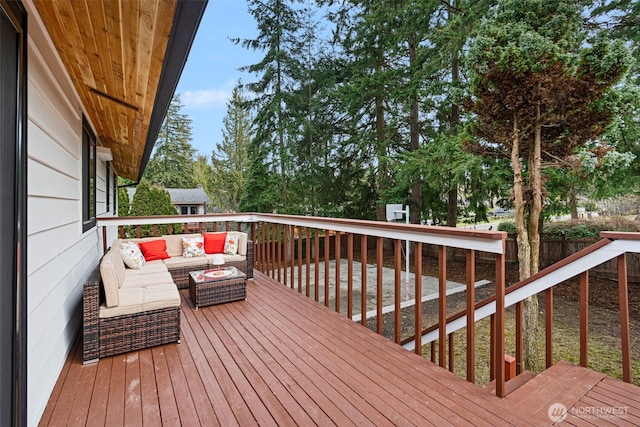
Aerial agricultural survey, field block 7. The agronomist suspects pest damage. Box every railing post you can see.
[298,226,303,294]
[414,242,422,355]
[618,253,632,383]
[334,232,340,312]
[466,249,476,383]
[394,239,401,344]
[347,233,353,319]
[545,288,553,369]
[282,225,300,288]
[306,227,311,298]
[102,226,108,254]
[494,252,506,397]
[515,302,523,375]
[324,230,330,307]
[579,271,589,368]
[277,224,282,283]
[376,237,383,334]
[314,230,320,302]
[360,234,367,327]
[438,246,447,368]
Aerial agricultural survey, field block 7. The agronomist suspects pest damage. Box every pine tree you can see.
[234,0,305,212]
[192,155,215,211]
[144,94,196,188]
[127,178,182,236]
[211,82,252,212]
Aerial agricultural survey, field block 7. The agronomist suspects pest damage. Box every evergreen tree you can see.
[211,82,252,212]
[192,155,215,210]
[466,0,630,370]
[117,187,130,216]
[328,0,396,221]
[128,178,182,237]
[144,94,196,188]
[234,0,305,212]
[239,135,281,213]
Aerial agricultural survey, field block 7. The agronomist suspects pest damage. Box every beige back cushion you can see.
[236,232,248,256]
[100,253,119,307]
[111,241,127,288]
[163,233,201,257]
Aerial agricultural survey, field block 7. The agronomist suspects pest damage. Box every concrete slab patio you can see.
[274,259,491,320]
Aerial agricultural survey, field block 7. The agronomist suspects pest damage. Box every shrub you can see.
[498,217,640,240]
[544,217,640,240]
[498,221,517,234]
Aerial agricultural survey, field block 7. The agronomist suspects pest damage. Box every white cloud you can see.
[182,85,234,109]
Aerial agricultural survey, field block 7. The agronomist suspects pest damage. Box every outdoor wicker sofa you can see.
[82,231,254,363]
[121,232,254,289]
[82,266,181,363]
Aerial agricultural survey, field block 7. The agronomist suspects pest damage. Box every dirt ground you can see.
[362,251,640,384]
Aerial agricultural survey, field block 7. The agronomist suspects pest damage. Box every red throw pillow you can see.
[204,232,227,254]
[138,239,170,261]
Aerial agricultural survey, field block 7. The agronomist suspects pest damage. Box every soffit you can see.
[33,0,176,180]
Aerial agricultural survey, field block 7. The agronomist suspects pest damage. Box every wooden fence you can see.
[418,233,639,282]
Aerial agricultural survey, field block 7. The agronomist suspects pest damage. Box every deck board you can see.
[40,271,640,426]
[138,349,162,426]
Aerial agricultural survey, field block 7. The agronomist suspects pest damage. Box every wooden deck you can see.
[40,271,639,426]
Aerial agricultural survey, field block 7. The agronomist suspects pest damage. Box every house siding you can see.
[25,2,114,424]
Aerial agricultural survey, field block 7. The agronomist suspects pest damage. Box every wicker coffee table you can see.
[188,267,246,309]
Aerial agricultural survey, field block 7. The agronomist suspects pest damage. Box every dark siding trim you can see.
[0,0,28,425]
[137,0,208,181]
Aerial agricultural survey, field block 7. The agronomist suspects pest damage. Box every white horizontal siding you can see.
[28,157,79,200]
[25,8,106,424]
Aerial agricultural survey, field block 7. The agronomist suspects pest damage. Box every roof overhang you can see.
[33,0,207,180]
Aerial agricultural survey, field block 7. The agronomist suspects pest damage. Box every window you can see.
[106,162,111,212]
[113,174,118,215]
[82,118,96,231]
[179,205,198,215]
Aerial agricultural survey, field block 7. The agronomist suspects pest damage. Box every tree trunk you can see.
[569,182,578,219]
[375,91,388,222]
[521,103,545,372]
[408,33,422,224]
[446,31,461,229]
[511,112,539,372]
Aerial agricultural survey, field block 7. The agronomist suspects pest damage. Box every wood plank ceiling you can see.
[33,0,177,180]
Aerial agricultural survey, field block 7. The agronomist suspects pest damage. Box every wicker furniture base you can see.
[168,261,209,289]
[189,270,246,308]
[168,240,254,289]
[83,268,181,363]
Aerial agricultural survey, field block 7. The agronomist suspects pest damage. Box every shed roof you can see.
[165,188,211,204]
[127,187,211,205]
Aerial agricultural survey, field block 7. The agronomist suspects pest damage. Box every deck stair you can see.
[484,360,640,425]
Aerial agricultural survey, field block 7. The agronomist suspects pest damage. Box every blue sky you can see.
[176,1,260,157]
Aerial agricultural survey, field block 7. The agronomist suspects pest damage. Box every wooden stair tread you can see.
[484,370,537,396]
[504,360,577,403]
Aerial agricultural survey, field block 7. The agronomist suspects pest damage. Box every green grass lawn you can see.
[420,302,640,387]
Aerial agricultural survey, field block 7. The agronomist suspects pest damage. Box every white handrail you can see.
[403,237,640,351]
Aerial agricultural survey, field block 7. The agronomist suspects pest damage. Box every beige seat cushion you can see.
[206,253,246,264]
[126,260,168,276]
[99,284,179,318]
[120,271,174,289]
[163,256,210,269]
